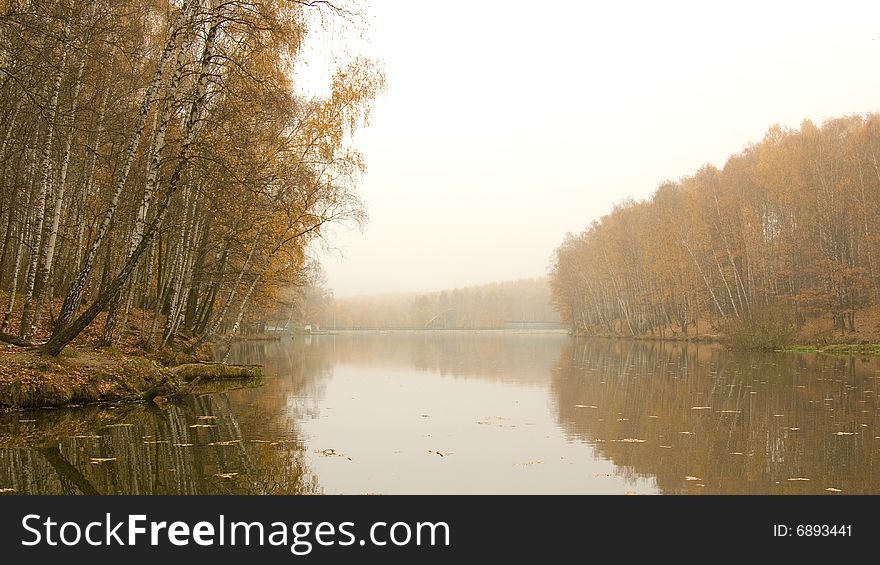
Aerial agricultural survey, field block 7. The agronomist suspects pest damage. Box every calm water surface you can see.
[2,333,880,494]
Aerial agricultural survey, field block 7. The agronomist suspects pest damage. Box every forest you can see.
[0,0,382,356]
[550,115,880,347]
[289,278,561,331]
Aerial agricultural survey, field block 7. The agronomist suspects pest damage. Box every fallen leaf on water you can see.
[787,477,810,481]
[214,473,238,479]
[90,458,116,464]
[825,488,842,493]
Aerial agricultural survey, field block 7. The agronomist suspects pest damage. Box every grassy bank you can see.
[571,332,880,356]
[0,301,266,409]
[782,343,880,356]
[0,345,264,409]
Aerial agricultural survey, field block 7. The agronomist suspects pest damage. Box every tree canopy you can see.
[0,0,383,354]
[550,115,880,344]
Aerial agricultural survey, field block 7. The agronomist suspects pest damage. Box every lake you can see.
[2,333,879,494]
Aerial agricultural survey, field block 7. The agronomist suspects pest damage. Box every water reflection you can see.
[224,333,656,494]
[235,331,568,384]
[553,339,880,494]
[0,388,320,495]
[2,334,879,494]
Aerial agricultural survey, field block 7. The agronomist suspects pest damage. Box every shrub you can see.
[724,301,796,350]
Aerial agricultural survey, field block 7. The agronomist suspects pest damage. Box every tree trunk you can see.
[31,56,86,332]
[20,42,68,339]
[55,1,194,331]
[42,8,221,355]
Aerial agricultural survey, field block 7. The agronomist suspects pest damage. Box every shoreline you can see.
[0,345,264,410]
[569,332,880,356]
[3,331,878,411]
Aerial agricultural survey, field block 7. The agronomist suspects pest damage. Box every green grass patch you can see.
[783,345,819,353]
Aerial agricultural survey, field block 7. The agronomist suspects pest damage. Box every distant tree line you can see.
[0,0,382,354]
[550,115,880,344]
[308,278,560,330]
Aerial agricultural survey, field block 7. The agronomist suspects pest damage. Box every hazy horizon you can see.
[312,0,880,298]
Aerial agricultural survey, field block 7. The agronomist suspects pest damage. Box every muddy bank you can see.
[0,346,263,409]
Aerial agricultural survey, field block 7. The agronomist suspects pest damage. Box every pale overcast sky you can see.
[304,0,880,297]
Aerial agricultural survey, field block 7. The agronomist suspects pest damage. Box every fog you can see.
[313,0,880,297]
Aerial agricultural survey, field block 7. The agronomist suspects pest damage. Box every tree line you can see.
[0,0,382,355]
[550,115,880,344]
[301,278,560,331]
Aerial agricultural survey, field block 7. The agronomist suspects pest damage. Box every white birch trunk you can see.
[31,56,86,330]
[55,0,195,331]
[20,41,68,339]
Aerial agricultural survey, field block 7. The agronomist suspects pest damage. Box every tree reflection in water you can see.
[552,339,880,494]
[4,334,879,494]
[0,390,319,495]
